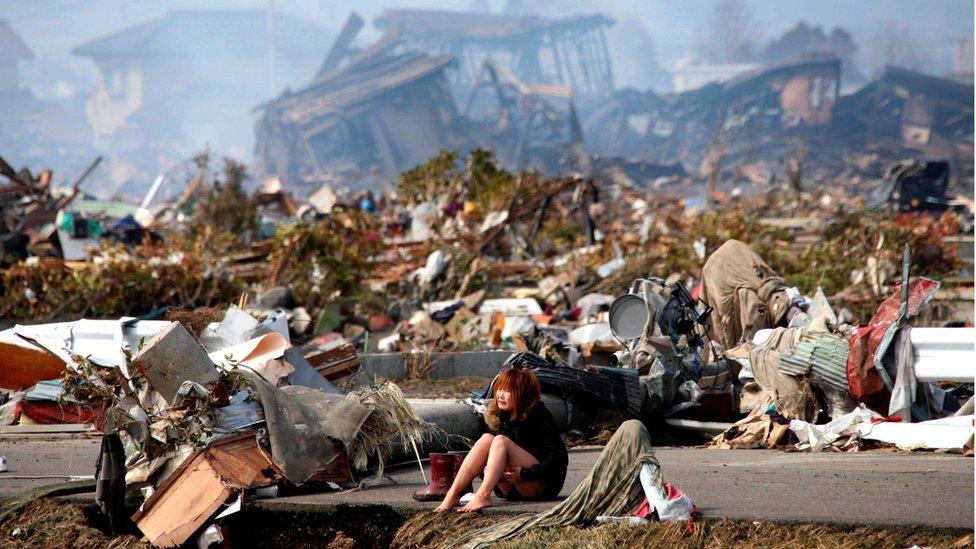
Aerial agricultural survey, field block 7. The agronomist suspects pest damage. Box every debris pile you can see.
[2,143,972,449]
[0,305,429,547]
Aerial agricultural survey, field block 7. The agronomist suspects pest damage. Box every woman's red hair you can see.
[492,368,542,419]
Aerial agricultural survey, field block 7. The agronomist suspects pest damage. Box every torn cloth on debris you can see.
[243,371,348,484]
[701,240,792,351]
[846,278,940,412]
[457,420,660,549]
[94,433,126,535]
[745,327,818,421]
[245,372,428,483]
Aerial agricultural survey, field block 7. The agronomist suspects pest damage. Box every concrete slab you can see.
[1,437,971,528]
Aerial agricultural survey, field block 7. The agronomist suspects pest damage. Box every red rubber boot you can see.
[450,451,473,495]
[412,453,454,502]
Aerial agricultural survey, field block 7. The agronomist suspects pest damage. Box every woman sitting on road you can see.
[435,367,568,512]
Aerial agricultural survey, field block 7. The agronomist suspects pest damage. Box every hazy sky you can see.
[2,0,971,87]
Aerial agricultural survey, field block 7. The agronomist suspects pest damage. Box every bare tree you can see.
[699,0,763,63]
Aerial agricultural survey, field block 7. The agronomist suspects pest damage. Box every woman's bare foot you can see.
[434,498,458,512]
[458,492,492,513]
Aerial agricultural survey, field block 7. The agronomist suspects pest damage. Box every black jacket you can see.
[487,402,568,497]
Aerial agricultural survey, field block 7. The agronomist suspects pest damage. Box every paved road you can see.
[1,437,972,529]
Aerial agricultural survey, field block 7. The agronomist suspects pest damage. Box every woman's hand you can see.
[501,467,522,484]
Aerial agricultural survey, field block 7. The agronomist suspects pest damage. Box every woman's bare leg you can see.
[434,434,493,512]
[460,435,542,512]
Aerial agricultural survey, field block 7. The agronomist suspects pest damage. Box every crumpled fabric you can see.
[457,420,660,548]
[244,372,350,484]
[94,433,126,535]
[788,406,880,451]
[634,480,698,523]
[744,327,818,421]
[701,240,792,352]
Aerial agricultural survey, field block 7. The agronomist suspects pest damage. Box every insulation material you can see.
[207,332,293,384]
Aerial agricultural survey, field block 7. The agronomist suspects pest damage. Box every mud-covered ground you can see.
[393,511,974,549]
[3,498,969,549]
[0,498,147,548]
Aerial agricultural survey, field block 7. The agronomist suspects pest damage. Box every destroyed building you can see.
[0,20,93,182]
[832,66,975,164]
[374,9,615,103]
[582,56,975,177]
[250,9,974,190]
[583,54,842,172]
[253,24,458,192]
[72,10,333,197]
[253,10,603,188]
[459,60,581,173]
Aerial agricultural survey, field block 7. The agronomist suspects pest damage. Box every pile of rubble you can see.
[0,163,973,545]
[0,303,432,546]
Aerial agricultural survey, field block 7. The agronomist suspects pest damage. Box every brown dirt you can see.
[3,497,969,549]
[395,377,492,399]
[222,505,407,548]
[0,498,147,549]
[392,511,971,549]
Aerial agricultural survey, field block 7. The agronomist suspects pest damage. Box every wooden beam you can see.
[314,12,364,79]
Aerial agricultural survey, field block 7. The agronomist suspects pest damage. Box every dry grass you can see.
[392,511,972,549]
[392,511,499,548]
[164,305,227,338]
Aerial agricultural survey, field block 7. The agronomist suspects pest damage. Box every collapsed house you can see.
[459,60,582,173]
[374,9,615,103]
[252,9,974,191]
[581,56,975,177]
[833,66,975,163]
[254,13,590,189]
[582,54,842,173]
[253,25,458,192]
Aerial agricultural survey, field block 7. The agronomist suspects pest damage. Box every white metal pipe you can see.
[912,327,975,383]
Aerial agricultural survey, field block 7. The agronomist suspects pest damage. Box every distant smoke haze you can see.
[0,0,969,197]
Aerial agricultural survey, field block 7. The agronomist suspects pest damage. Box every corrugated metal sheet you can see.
[778,333,850,392]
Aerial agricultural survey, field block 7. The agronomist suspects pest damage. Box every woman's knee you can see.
[476,433,495,446]
[490,435,510,449]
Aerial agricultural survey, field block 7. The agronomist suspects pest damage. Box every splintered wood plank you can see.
[206,433,283,487]
[132,453,230,547]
